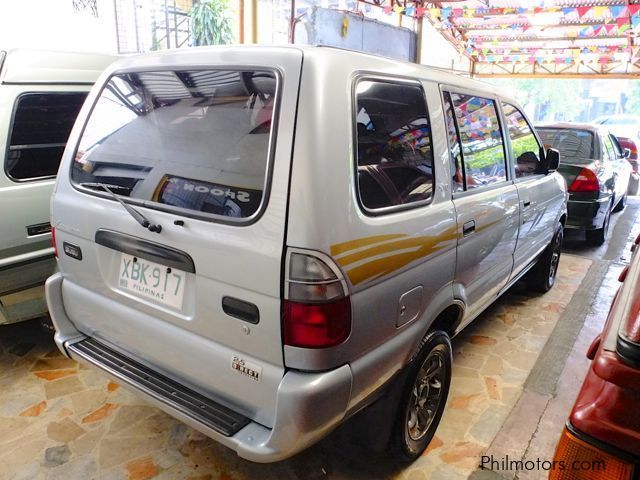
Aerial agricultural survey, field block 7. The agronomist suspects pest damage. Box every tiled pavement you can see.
[0,254,591,480]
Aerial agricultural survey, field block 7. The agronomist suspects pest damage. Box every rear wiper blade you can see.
[80,182,132,193]
[83,182,162,234]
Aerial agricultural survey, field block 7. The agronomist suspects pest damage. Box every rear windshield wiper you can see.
[81,182,162,233]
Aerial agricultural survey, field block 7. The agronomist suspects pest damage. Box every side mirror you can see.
[623,148,632,159]
[545,148,560,173]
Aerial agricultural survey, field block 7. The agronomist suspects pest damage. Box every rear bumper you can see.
[0,250,55,325]
[45,272,353,463]
[565,197,609,231]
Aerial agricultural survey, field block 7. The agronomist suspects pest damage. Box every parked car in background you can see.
[616,136,640,195]
[538,123,631,246]
[0,49,114,326]
[593,114,640,142]
[549,235,640,479]
[46,46,567,463]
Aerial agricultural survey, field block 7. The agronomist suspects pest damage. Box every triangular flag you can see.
[562,7,574,16]
[592,6,608,19]
[610,6,626,18]
[605,24,616,34]
[629,5,640,16]
[577,6,591,18]
[617,17,628,27]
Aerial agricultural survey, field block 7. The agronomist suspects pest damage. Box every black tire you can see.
[389,331,452,462]
[585,208,610,246]
[613,194,626,213]
[528,223,563,293]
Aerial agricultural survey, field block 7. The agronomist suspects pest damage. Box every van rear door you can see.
[52,49,302,428]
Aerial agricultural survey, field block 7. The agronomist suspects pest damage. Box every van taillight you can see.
[569,168,599,193]
[51,227,58,258]
[283,251,351,348]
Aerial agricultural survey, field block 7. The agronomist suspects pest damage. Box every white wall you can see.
[0,0,118,54]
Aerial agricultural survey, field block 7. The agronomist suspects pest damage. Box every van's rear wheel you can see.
[528,223,563,293]
[389,331,452,462]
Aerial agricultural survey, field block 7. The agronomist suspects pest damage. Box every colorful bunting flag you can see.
[576,6,591,18]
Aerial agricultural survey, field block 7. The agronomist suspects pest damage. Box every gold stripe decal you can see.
[331,226,457,286]
[330,234,407,256]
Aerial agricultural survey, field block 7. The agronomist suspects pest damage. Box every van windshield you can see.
[71,69,278,220]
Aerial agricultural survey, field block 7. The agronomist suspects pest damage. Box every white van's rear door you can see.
[51,48,302,428]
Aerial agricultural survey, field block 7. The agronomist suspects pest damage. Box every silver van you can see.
[46,46,567,463]
[0,49,114,325]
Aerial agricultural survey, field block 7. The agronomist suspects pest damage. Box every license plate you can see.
[117,254,186,309]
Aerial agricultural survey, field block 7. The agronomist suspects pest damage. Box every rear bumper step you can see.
[68,338,249,437]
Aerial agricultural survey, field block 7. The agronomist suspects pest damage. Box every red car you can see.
[616,136,639,195]
[616,136,639,173]
[550,235,640,479]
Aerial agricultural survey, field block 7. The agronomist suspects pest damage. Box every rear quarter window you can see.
[354,79,435,213]
[71,69,279,222]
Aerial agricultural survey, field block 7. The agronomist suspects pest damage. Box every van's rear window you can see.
[71,69,278,220]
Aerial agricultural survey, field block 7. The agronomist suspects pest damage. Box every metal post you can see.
[415,15,423,64]
[289,0,296,44]
[132,0,141,52]
[164,0,171,48]
[251,0,258,43]
[113,0,122,53]
[239,0,245,43]
[174,0,179,48]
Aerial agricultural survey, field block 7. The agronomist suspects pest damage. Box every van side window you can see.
[443,92,464,192]
[355,79,435,211]
[450,93,507,189]
[502,103,541,178]
[6,93,87,181]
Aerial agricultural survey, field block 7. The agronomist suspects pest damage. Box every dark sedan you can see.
[537,123,631,246]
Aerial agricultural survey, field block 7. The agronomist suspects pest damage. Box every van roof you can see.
[0,49,116,85]
[105,45,511,103]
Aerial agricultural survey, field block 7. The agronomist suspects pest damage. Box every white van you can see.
[46,46,566,462]
[0,49,115,325]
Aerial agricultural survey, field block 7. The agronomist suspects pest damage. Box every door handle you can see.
[463,220,476,237]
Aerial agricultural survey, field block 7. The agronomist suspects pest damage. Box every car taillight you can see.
[283,250,351,348]
[549,428,634,479]
[51,226,58,258]
[569,168,599,193]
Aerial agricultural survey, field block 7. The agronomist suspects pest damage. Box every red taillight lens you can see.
[51,226,58,258]
[283,251,351,349]
[284,298,351,348]
[569,168,599,193]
